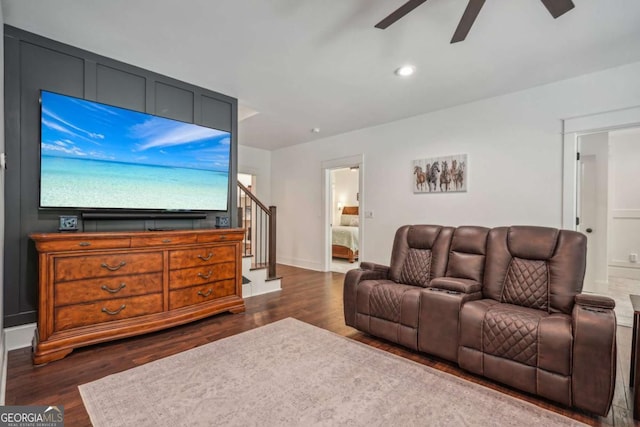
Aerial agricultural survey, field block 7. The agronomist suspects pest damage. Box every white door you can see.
[578,154,598,292]
[576,133,609,294]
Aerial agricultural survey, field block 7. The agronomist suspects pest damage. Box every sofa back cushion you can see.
[389,225,453,287]
[445,226,490,283]
[483,226,587,314]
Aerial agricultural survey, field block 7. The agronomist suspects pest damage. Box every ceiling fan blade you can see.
[450,0,486,43]
[540,0,575,18]
[375,0,429,29]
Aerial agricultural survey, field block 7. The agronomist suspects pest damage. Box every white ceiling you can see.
[3,0,640,150]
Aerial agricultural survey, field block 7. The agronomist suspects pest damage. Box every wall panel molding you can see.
[3,25,237,327]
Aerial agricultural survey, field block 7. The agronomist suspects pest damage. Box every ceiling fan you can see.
[375,0,575,43]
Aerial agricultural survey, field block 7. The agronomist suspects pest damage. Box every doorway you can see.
[329,167,361,273]
[322,154,364,273]
[576,127,640,326]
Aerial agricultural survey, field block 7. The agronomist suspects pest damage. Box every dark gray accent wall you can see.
[3,25,238,327]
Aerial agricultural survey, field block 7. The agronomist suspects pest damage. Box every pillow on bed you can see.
[340,214,359,226]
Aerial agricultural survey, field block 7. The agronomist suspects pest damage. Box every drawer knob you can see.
[78,242,91,247]
[197,288,213,298]
[101,304,126,315]
[197,252,214,261]
[101,283,126,293]
[162,239,172,243]
[101,261,127,271]
[197,270,213,280]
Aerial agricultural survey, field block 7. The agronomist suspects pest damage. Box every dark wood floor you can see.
[5,264,638,426]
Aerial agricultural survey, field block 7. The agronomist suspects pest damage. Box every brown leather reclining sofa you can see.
[343,225,616,416]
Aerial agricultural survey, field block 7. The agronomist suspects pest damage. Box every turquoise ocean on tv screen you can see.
[39,91,231,211]
[41,156,229,211]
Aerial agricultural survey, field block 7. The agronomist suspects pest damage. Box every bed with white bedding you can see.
[332,206,359,263]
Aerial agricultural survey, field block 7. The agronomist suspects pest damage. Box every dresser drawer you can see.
[169,279,236,310]
[169,245,235,270]
[169,262,235,290]
[54,293,163,331]
[131,234,197,247]
[33,237,131,252]
[36,237,131,252]
[54,273,163,307]
[55,252,163,282]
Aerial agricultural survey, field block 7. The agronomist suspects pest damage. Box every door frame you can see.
[322,154,364,272]
[562,106,640,230]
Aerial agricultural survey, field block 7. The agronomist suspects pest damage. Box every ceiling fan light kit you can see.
[376,0,576,43]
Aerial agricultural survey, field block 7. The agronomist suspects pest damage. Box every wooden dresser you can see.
[30,228,245,364]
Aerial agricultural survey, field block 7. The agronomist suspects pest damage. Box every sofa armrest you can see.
[571,294,617,416]
[429,277,481,294]
[419,279,483,362]
[359,262,390,275]
[575,293,615,310]
[343,263,390,327]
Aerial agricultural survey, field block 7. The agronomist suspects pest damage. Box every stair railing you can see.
[237,182,277,279]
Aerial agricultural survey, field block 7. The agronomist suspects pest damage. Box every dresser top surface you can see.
[30,228,244,242]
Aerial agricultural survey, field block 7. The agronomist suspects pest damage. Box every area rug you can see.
[79,318,585,426]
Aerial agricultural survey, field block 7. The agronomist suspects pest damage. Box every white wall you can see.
[610,128,640,209]
[608,127,640,277]
[238,145,271,206]
[272,61,640,269]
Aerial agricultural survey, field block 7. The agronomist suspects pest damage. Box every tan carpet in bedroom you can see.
[79,318,585,426]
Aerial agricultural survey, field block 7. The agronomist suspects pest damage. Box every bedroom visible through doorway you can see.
[329,167,360,273]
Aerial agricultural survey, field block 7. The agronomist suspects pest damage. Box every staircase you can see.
[242,255,281,297]
[238,182,281,297]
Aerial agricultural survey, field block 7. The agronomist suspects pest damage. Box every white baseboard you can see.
[5,323,36,351]
[609,265,640,280]
[277,257,324,272]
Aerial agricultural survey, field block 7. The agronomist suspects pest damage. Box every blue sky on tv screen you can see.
[40,91,230,172]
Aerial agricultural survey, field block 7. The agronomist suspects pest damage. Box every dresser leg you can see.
[229,305,246,314]
[33,347,74,365]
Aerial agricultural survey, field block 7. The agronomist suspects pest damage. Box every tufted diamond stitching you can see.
[370,284,404,322]
[399,249,432,287]
[503,258,548,310]
[483,306,541,366]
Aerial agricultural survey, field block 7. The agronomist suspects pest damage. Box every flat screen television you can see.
[39,90,231,213]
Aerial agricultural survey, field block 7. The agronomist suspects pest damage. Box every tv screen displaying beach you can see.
[40,91,231,211]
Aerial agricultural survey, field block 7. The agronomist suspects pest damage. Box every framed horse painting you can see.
[412,154,467,193]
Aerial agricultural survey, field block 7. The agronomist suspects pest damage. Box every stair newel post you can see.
[268,206,277,279]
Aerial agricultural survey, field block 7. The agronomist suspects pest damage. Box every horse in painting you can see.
[427,162,440,192]
[455,161,465,190]
[440,160,451,192]
[413,166,427,191]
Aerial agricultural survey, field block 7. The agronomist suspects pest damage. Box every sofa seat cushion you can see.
[483,303,545,366]
[354,279,422,350]
[460,300,573,376]
[357,280,421,326]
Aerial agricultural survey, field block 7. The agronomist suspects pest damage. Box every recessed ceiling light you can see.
[311,127,321,133]
[394,65,416,77]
